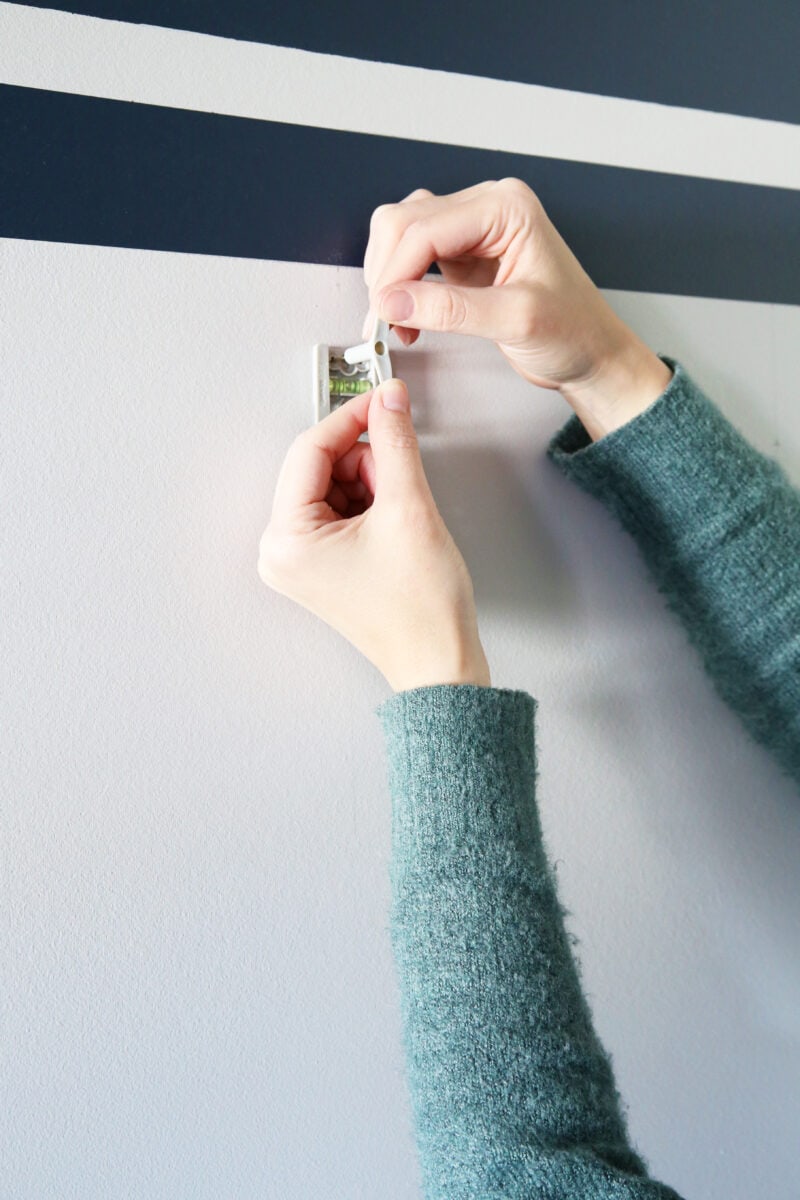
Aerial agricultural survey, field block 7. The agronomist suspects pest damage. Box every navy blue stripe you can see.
[11,0,800,126]
[2,85,798,305]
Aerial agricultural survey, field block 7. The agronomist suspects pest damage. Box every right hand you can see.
[364,178,672,438]
[257,380,491,695]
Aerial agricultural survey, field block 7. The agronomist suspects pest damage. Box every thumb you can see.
[377,279,529,342]
[368,379,432,505]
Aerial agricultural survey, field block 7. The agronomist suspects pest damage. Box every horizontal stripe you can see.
[8,0,800,127]
[0,3,798,191]
[2,85,798,305]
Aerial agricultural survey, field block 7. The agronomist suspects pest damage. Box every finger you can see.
[357,442,376,496]
[371,190,516,303]
[333,439,372,484]
[377,279,536,342]
[325,480,349,515]
[327,439,376,495]
[270,389,373,523]
[437,255,499,290]
[393,326,418,346]
[365,256,496,338]
[344,497,369,518]
[326,484,369,519]
[364,180,498,291]
[363,189,434,293]
[363,183,501,339]
[364,183,489,290]
[360,310,420,344]
[400,187,435,203]
[367,378,432,506]
[375,264,496,343]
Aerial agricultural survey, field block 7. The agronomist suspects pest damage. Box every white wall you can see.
[2,9,799,1200]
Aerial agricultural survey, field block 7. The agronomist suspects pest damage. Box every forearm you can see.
[548,358,800,787]
[377,685,681,1199]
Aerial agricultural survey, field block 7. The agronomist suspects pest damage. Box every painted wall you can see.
[2,5,799,1198]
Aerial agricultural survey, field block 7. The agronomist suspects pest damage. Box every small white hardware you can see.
[313,316,392,443]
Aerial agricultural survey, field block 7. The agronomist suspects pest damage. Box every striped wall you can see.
[3,2,800,300]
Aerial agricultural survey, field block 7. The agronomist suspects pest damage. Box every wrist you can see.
[559,333,673,442]
[386,634,492,693]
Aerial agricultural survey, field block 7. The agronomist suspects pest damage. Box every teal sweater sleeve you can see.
[376,685,683,1199]
[547,354,800,787]
[374,357,798,1197]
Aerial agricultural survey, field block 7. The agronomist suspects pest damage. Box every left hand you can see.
[257,378,491,693]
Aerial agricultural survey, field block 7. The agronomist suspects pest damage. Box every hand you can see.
[257,378,491,693]
[364,178,673,440]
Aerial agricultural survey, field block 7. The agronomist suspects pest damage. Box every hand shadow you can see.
[419,440,577,620]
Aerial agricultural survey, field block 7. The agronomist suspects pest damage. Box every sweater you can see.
[375,354,800,1199]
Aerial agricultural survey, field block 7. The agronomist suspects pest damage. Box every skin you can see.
[258,179,674,691]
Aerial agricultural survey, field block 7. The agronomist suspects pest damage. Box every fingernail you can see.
[381,379,409,412]
[381,290,414,322]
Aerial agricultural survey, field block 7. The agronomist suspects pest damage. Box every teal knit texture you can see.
[375,359,799,1198]
[547,355,800,787]
[377,685,684,1199]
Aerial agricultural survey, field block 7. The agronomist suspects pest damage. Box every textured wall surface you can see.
[2,5,799,1198]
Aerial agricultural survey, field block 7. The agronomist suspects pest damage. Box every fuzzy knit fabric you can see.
[547,354,800,787]
[375,356,800,1199]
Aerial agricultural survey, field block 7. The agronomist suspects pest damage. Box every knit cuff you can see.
[375,684,540,872]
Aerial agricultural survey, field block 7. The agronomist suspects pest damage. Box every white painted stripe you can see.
[2,1,799,191]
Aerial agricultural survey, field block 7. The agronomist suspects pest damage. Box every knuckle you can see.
[497,176,542,212]
[369,202,392,230]
[497,175,528,197]
[515,309,540,343]
[383,429,419,453]
[508,287,543,342]
[433,286,468,332]
[370,202,405,239]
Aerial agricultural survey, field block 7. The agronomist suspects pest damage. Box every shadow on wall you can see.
[420,442,576,620]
